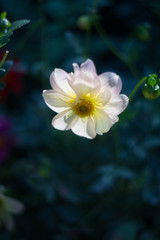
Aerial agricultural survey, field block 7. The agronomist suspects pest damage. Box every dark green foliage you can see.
[0,60,13,89]
[0,13,29,90]
[0,0,160,240]
[0,19,30,48]
[0,12,11,36]
[0,60,13,78]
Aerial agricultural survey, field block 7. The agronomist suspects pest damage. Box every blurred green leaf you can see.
[8,19,30,32]
[90,164,135,193]
[0,32,11,47]
[0,68,5,72]
[0,19,30,48]
[0,12,7,19]
[0,60,13,79]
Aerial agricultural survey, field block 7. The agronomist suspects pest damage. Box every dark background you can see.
[0,0,160,239]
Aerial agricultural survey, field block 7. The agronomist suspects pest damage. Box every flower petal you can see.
[50,68,76,97]
[87,117,96,138]
[43,90,74,113]
[104,94,129,115]
[70,59,100,97]
[52,109,78,131]
[96,88,111,106]
[73,63,80,76]
[71,81,99,97]
[80,59,99,91]
[71,117,96,139]
[99,72,122,94]
[109,114,119,124]
[70,73,100,97]
[93,109,118,135]
[80,59,97,77]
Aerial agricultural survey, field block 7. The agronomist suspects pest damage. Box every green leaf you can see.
[8,19,30,33]
[0,12,6,20]
[0,60,13,79]
[0,32,12,47]
[0,19,30,48]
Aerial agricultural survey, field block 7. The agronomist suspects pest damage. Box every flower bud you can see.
[0,12,11,34]
[77,14,100,30]
[143,74,160,100]
[0,18,11,31]
[77,15,91,30]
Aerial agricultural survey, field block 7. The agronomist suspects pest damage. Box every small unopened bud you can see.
[0,12,11,33]
[77,14,100,30]
[143,74,160,100]
[77,15,91,30]
[0,18,11,30]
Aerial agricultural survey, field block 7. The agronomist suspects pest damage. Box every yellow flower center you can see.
[73,97,95,117]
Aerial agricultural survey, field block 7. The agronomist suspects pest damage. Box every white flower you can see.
[43,59,129,139]
[0,187,24,231]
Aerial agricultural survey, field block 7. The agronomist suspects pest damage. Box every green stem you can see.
[0,51,9,68]
[129,77,147,101]
[94,23,140,79]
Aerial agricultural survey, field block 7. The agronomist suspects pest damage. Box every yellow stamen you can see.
[73,97,95,117]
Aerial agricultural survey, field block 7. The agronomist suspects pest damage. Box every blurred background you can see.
[0,0,160,239]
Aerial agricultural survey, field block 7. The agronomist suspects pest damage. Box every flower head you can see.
[43,59,129,139]
[0,186,24,231]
